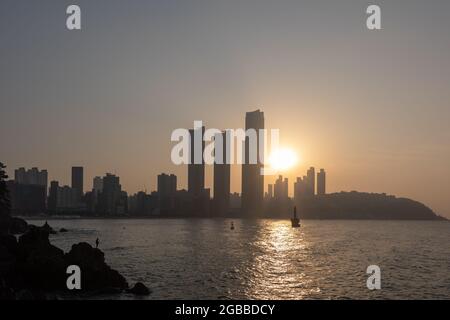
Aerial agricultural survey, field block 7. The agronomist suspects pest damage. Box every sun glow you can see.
[268,148,299,172]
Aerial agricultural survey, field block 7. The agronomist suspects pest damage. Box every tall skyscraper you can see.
[317,169,326,196]
[71,166,84,201]
[267,184,273,199]
[48,181,59,212]
[306,167,315,197]
[213,131,231,216]
[188,126,205,195]
[157,173,177,213]
[242,110,264,216]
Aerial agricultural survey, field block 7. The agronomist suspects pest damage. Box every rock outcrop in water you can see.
[126,282,151,295]
[0,225,130,299]
[65,242,128,291]
[298,192,445,220]
[0,216,29,235]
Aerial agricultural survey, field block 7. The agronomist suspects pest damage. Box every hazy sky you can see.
[1,0,449,217]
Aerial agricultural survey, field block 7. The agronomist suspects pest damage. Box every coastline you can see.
[20,215,448,221]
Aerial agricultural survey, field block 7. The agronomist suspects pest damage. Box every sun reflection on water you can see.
[242,220,320,299]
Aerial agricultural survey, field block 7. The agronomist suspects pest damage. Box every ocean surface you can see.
[27,219,450,300]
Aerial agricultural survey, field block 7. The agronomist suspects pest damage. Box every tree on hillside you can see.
[0,162,11,217]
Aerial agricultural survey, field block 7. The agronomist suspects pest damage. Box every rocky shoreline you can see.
[0,217,150,300]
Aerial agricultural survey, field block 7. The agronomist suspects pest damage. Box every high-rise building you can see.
[71,166,84,202]
[7,180,46,215]
[317,169,326,196]
[267,184,273,199]
[213,131,231,216]
[128,191,158,216]
[48,181,59,212]
[93,176,103,194]
[14,168,26,184]
[48,180,84,213]
[158,173,177,213]
[306,167,315,197]
[188,126,205,195]
[241,109,264,216]
[157,173,177,196]
[98,173,123,215]
[294,176,307,204]
[56,186,78,210]
[14,167,48,196]
[274,175,289,201]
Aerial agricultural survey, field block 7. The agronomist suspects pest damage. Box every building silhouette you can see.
[83,176,103,214]
[188,126,205,195]
[97,173,127,215]
[128,191,158,216]
[241,109,264,216]
[48,181,59,212]
[14,167,48,196]
[93,176,103,195]
[6,180,46,215]
[317,169,326,196]
[267,184,273,199]
[274,175,289,201]
[187,126,210,216]
[71,166,84,203]
[158,173,177,196]
[9,167,48,214]
[213,131,231,216]
[294,176,307,203]
[306,167,315,197]
[157,173,177,213]
[48,180,85,213]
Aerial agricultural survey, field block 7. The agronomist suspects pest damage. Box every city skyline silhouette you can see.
[1,1,449,219]
[2,108,444,221]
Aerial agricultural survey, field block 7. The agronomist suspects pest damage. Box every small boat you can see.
[230,221,235,230]
[291,206,300,228]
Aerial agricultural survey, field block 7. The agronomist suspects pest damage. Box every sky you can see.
[1,0,449,217]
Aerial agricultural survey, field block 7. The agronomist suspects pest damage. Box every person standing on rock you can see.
[95,237,99,248]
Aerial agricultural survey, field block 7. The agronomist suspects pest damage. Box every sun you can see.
[268,148,299,172]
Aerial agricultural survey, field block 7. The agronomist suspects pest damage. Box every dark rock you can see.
[15,289,34,300]
[40,221,57,234]
[1,226,130,296]
[59,228,68,233]
[92,287,123,295]
[0,216,29,235]
[16,226,66,290]
[0,234,17,254]
[0,216,10,235]
[0,280,15,300]
[18,225,50,249]
[127,282,151,295]
[8,217,29,235]
[0,235,17,277]
[64,242,128,291]
[13,289,48,300]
